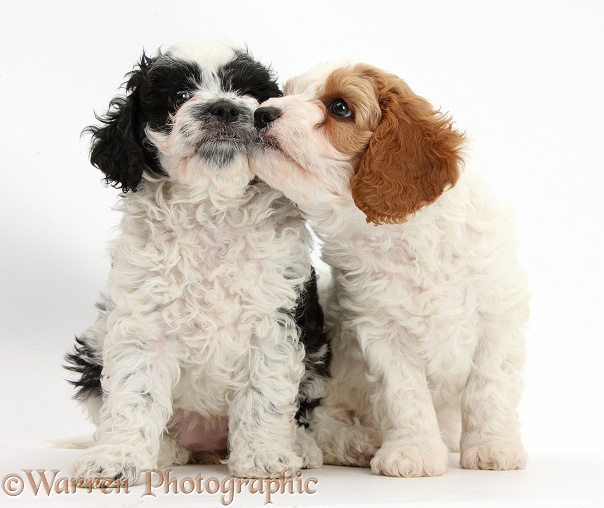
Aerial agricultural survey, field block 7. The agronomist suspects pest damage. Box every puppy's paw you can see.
[323,437,377,467]
[157,435,192,468]
[370,440,448,477]
[461,441,527,470]
[295,427,323,469]
[314,422,378,467]
[70,445,151,486]
[228,447,304,479]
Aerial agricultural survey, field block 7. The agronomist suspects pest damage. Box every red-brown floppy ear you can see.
[350,67,465,225]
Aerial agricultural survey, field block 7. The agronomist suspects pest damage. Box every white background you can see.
[1,0,603,506]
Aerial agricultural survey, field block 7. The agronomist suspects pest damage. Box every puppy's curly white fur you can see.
[65,42,330,484]
[251,62,529,477]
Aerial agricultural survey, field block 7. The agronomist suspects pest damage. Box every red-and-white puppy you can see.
[250,63,529,477]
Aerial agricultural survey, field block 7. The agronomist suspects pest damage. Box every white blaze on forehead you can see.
[284,61,353,97]
[165,41,241,93]
[165,40,240,68]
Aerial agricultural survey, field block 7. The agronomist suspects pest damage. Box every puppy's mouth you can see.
[256,131,282,151]
[179,101,258,160]
[189,124,257,168]
[194,125,251,149]
[255,128,295,161]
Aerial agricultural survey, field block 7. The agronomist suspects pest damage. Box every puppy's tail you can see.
[48,434,95,449]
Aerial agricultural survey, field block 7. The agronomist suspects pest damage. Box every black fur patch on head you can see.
[84,45,281,193]
[138,55,202,133]
[219,50,282,103]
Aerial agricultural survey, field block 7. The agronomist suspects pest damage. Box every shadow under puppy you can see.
[64,42,330,483]
[251,62,529,477]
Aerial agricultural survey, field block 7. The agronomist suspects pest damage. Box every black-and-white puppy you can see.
[65,42,330,483]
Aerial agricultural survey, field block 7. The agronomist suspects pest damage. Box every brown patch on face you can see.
[318,67,383,160]
[346,64,465,225]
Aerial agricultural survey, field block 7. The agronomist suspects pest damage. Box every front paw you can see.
[461,441,527,470]
[370,440,448,477]
[70,445,152,486]
[228,446,304,478]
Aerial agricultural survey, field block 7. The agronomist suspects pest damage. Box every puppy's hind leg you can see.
[65,294,113,427]
[310,404,379,467]
[292,266,331,469]
[70,316,180,485]
[308,333,380,467]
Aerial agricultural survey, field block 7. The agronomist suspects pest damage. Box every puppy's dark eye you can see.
[327,99,352,118]
[171,90,192,109]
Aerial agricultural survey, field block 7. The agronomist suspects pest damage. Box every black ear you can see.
[85,53,163,192]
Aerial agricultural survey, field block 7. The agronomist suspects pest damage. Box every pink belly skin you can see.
[172,414,229,453]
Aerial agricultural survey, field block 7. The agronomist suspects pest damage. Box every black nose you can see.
[254,106,281,129]
[209,100,241,123]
